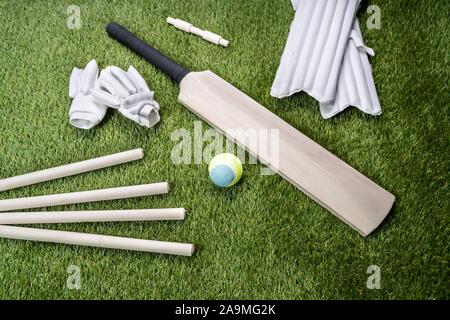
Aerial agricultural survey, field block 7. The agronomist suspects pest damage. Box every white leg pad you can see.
[319,20,381,118]
[271,0,360,103]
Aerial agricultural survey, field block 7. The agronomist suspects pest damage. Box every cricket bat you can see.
[106,22,394,236]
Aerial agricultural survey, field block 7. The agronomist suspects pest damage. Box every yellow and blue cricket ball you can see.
[208,153,243,188]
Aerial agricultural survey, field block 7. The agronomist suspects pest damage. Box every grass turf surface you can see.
[0,0,448,299]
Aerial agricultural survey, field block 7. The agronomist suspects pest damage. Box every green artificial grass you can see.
[0,0,448,299]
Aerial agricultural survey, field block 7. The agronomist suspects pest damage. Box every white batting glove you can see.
[90,66,160,128]
[68,60,107,129]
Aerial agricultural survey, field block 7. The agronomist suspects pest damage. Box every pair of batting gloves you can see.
[69,60,160,129]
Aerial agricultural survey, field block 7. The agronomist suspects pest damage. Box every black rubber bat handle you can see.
[107,22,190,84]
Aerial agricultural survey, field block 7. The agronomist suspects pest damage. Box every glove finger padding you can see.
[97,67,133,98]
[69,68,83,98]
[127,66,151,93]
[89,88,121,109]
[120,93,160,128]
[91,65,160,128]
[119,103,160,128]
[109,66,137,94]
[79,60,100,94]
[68,60,108,130]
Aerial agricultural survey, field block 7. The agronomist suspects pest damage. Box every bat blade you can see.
[179,71,394,236]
